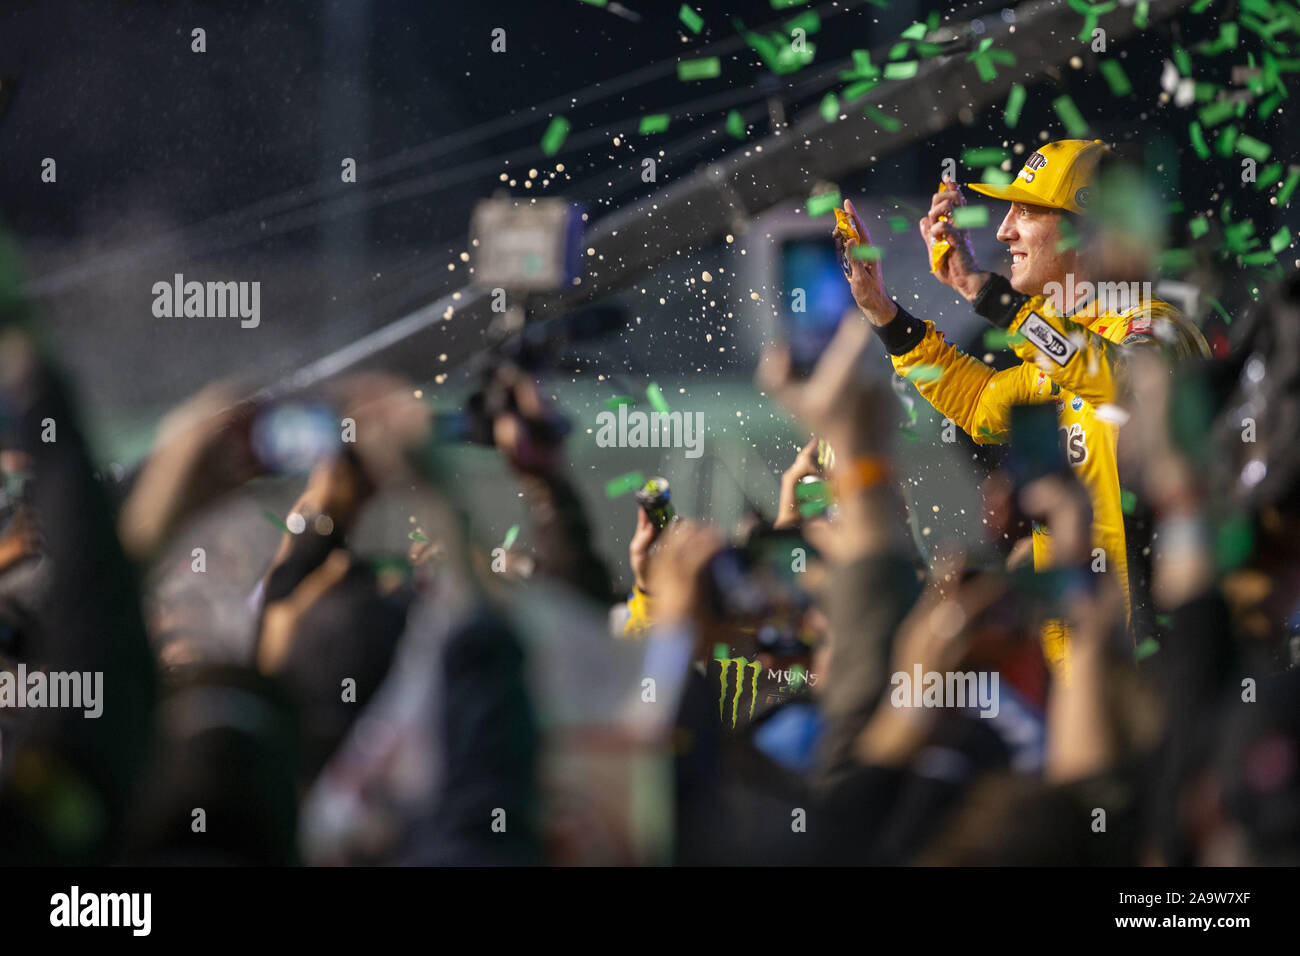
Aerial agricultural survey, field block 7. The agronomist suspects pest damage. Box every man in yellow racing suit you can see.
[837,140,1210,677]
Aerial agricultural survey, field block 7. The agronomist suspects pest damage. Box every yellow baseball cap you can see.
[967,139,1112,215]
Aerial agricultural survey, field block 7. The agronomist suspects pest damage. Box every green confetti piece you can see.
[1161,248,1196,272]
[980,165,1014,186]
[1257,92,1284,119]
[1134,638,1162,662]
[726,109,746,139]
[1271,227,1293,253]
[638,114,670,134]
[1254,162,1284,190]
[899,427,919,442]
[577,0,607,5]
[1189,121,1211,159]
[983,328,1026,350]
[915,41,946,58]
[645,382,671,414]
[1223,217,1258,253]
[970,54,997,83]
[784,11,820,34]
[901,21,928,40]
[1216,514,1254,570]
[1172,44,1193,77]
[737,21,782,70]
[1194,81,1219,103]
[887,215,911,233]
[605,395,637,410]
[843,79,881,101]
[408,529,429,542]
[1189,0,1213,11]
[884,60,919,79]
[713,642,729,661]
[605,471,645,499]
[1198,99,1237,128]
[1196,21,1239,54]
[888,42,910,60]
[905,364,944,383]
[1280,12,1300,41]
[502,524,520,549]
[1189,216,1209,239]
[851,243,882,260]
[1120,488,1137,515]
[862,104,900,132]
[1072,0,1115,44]
[966,37,1017,83]
[679,4,704,33]
[772,35,816,73]
[1155,613,1172,629]
[961,146,1010,167]
[263,510,291,535]
[1241,250,1276,266]
[952,205,989,228]
[769,0,807,7]
[1004,83,1027,127]
[1099,59,1132,96]
[1134,1,1149,29]
[1215,124,1239,158]
[1236,134,1271,162]
[678,57,721,81]
[842,49,879,80]
[1277,167,1300,205]
[1052,94,1089,137]
[819,93,840,122]
[1252,7,1291,35]
[806,190,842,218]
[541,116,570,156]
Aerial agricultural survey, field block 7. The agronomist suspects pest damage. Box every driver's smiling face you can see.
[996,201,1079,297]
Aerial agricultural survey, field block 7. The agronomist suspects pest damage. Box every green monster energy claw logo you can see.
[717,657,761,728]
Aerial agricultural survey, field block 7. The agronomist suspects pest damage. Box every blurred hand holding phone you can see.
[248,400,341,474]
[635,476,676,531]
[705,527,821,658]
[1006,402,1072,492]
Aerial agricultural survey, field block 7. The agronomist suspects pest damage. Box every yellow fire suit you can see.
[876,273,1210,675]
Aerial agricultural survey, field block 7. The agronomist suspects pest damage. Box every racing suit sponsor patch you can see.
[1020,312,1078,367]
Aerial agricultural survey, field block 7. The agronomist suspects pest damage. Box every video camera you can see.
[432,305,626,447]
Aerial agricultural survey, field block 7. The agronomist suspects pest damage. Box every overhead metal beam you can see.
[288,0,1193,391]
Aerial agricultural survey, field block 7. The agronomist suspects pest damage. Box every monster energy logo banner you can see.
[717,657,761,728]
[770,665,815,688]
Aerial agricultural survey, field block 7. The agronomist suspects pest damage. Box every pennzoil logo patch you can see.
[1021,312,1078,367]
